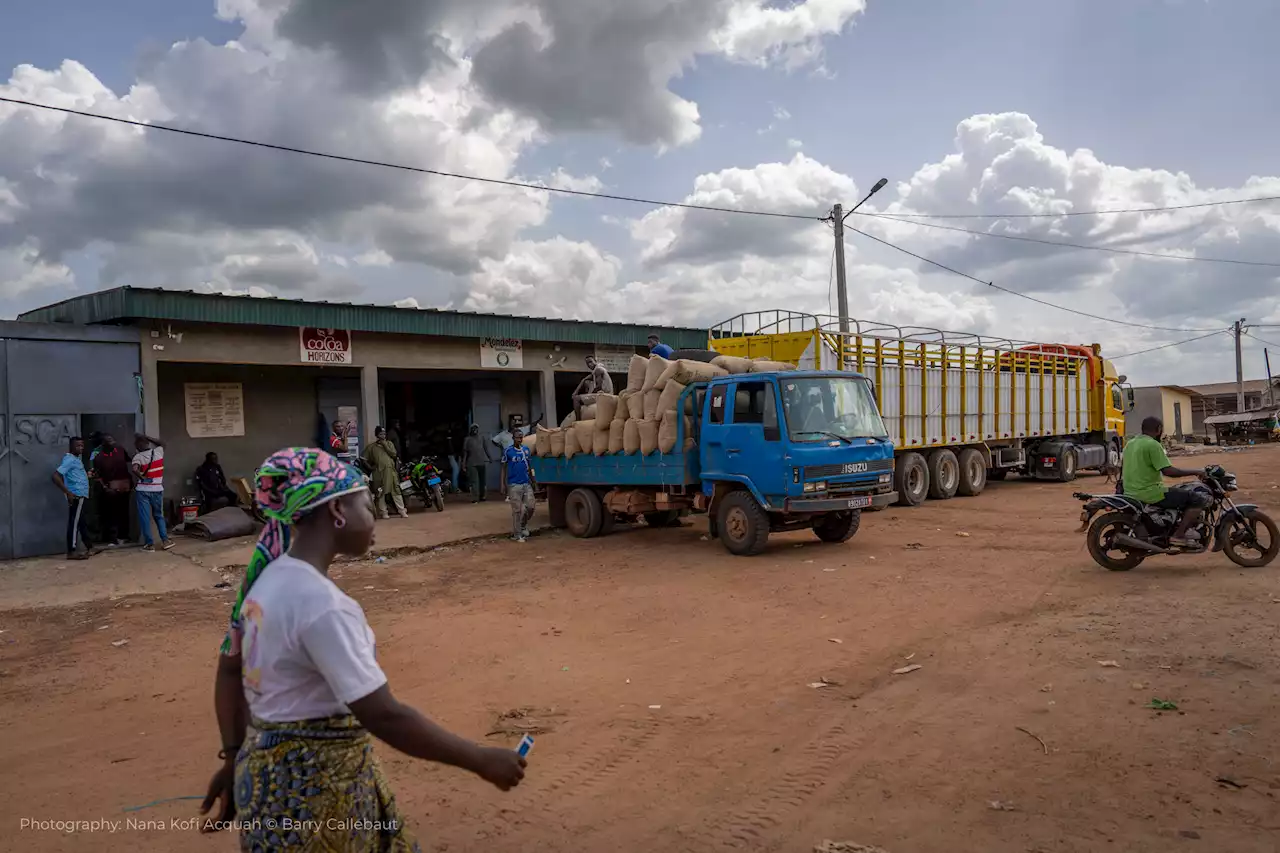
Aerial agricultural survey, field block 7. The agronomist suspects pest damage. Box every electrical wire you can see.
[1110,330,1228,359]
[841,226,1226,333]
[855,196,1280,220]
[1243,331,1280,349]
[0,96,824,222]
[853,212,1280,268]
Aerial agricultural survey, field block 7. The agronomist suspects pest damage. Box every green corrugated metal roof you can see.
[17,287,709,349]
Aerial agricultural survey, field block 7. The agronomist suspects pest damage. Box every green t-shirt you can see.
[1122,435,1172,503]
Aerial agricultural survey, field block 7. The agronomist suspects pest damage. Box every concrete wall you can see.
[156,362,339,497]
[1127,387,1164,437]
[1161,389,1194,439]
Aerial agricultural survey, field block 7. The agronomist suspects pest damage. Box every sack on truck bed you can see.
[627,391,644,420]
[643,388,662,421]
[549,429,566,457]
[627,355,648,392]
[641,355,670,393]
[535,426,555,457]
[573,420,596,456]
[614,390,633,425]
[661,359,727,387]
[623,419,641,454]
[563,427,579,459]
[750,359,796,373]
[638,419,659,456]
[608,419,625,454]
[592,428,610,456]
[711,354,754,375]
[658,415,694,454]
[656,380,686,421]
[560,403,596,428]
[595,394,619,426]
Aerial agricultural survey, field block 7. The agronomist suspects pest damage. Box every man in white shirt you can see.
[132,432,174,551]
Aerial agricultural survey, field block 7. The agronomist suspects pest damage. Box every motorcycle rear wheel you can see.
[1087,511,1147,571]
[432,485,446,513]
[1222,508,1278,568]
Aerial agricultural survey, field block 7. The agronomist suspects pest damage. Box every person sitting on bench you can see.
[196,452,240,514]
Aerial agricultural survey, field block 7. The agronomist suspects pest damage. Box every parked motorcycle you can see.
[1074,465,1277,571]
[400,457,448,513]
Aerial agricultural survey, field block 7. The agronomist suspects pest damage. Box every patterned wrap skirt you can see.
[235,715,421,853]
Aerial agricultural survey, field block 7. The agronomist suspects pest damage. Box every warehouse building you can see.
[18,286,704,503]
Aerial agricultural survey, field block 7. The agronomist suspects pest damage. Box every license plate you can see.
[427,477,441,486]
[846,496,872,509]
[399,480,414,492]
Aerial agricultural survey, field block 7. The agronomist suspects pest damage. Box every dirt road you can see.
[2,447,1278,852]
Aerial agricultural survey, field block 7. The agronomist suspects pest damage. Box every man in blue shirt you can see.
[501,429,537,542]
[648,334,674,359]
[52,436,96,560]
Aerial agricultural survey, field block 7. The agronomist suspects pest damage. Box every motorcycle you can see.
[400,456,448,513]
[1074,465,1277,571]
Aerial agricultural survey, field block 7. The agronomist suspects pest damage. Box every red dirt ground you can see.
[2,446,1279,852]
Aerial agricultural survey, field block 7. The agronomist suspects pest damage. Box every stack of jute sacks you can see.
[534,353,797,458]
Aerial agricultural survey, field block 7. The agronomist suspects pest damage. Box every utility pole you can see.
[832,177,889,367]
[1232,318,1247,413]
[1266,347,1274,407]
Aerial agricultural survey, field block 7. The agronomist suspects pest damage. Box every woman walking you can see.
[200,448,525,850]
[365,426,408,519]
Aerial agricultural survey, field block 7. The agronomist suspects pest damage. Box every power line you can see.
[857,196,1280,220]
[854,212,1280,268]
[842,227,1226,333]
[0,96,823,223]
[1110,331,1228,360]
[1243,331,1280,349]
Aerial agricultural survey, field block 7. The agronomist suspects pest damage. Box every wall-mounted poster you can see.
[185,383,245,438]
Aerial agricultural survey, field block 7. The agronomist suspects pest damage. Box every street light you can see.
[842,177,889,222]
[834,177,889,343]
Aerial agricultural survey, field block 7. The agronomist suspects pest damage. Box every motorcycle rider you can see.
[1122,416,1209,548]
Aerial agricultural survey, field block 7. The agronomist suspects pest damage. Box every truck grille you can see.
[805,459,893,479]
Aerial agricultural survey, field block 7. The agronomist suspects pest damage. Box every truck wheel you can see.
[956,448,987,497]
[895,452,929,506]
[813,510,861,543]
[717,491,770,556]
[1057,448,1078,483]
[565,488,604,538]
[926,449,959,500]
[644,510,682,528]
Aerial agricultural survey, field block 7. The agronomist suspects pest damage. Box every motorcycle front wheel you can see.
[1087,511,1147,571]
[432,484,446,512]
[1222,508,1279,568]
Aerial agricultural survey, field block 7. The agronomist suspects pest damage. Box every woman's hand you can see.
[199,760,237,831]
[473,747,527,791]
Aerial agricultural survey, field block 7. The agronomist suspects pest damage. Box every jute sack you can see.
[563,427,580,459]
[626,391,644,420]
[655,380,686,420]
[536,426,555,457]
[608,419,625,454]
[641,355,670,393]
[614,390,633,425]
[749,359,796,372]
[595,394,619,426]
[573,420,596,455]
[623,419,641,454]
[549,429,566,457]
[637,419,659,456]
[642,388,662,420]
[662,359,727,386]
[658,415,694,454]
[592,428,610,456]
[711,355,754,374]
[523,433,538,454]
[627,355,648,392]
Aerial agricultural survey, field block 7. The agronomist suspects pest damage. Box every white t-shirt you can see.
[133,446,165,493]
[239,555,387,722]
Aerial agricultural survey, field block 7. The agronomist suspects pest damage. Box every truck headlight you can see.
[803,481,827,493]
[878,473,892,484]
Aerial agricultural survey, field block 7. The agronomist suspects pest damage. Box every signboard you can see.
[300,328,353,364]
[184,383,245,438]
[593,344,638,374]
[481,337,523,369]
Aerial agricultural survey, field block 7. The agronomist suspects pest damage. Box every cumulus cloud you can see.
[463,236,623,319]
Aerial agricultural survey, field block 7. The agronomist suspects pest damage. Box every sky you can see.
[2,0,1279,386]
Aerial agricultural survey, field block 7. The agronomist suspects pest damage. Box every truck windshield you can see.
[780,377,887,442]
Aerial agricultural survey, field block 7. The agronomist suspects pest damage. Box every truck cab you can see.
[699,371,897,553]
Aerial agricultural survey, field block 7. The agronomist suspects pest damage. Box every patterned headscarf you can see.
[221,447,367,654]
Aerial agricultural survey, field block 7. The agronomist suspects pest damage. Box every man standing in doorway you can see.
[328,420,351,461]
[462,424,491,503]
[572,355,615,423]
[53,436,96,560]
[133,433,174,552]
[92,433,132,546]
[647,334,674,359]
[501,429,537,542]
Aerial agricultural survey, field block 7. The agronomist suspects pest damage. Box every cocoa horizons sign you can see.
[299,328,353,364]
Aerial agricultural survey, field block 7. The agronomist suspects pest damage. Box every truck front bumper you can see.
[782,491,898,513]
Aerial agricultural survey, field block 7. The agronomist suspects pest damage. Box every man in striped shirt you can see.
[133,432,174,552]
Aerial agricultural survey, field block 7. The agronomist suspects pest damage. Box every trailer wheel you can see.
[927,449,959,500]
[813,510,861,543]
[644,510,682,528]
[895,452,929,506]
[717,491,770,556]
[1057,447,1078,483]
[565,488,604,538]
[956,448,987,497]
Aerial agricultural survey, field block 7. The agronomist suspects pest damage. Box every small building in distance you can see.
[1184,379,1280,436]
[1127,385,1197,441]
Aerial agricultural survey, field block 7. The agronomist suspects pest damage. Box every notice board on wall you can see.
[184,383,245,438]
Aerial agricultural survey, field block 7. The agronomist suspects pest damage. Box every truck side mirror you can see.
[1124,387,1135,411]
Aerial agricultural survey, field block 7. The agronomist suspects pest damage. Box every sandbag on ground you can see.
[711,355,754,374]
